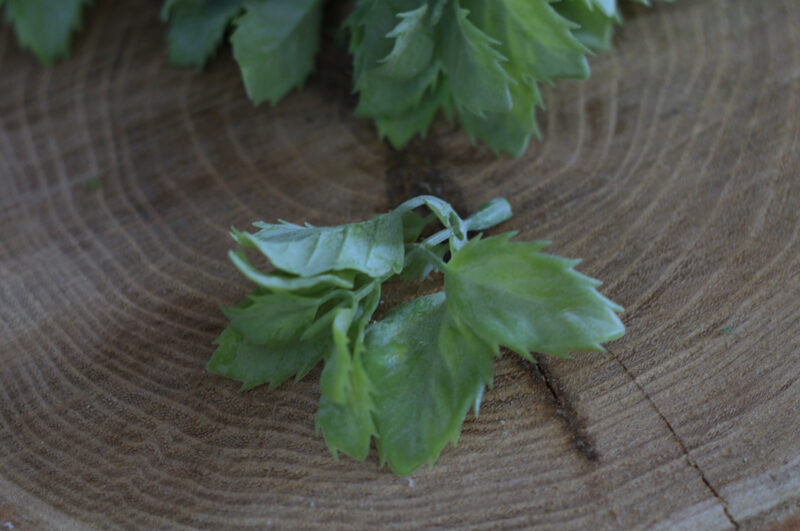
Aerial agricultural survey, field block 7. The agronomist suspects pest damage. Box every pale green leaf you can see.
[316,287,381,460]
[363,292,494,475]
[229,250,356,292]
[445,233,625,358]
[235,211,405,277]
[222,290,325,345]
[207,326,330,391]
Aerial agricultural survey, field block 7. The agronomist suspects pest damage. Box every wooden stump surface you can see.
[1,0,799,529]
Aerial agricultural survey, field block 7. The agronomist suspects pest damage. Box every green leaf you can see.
[229,250,356,292]
[376,4,435,80]
[207,326,330,391]
[454,0,590,155]
[445,233,625,358]
[351,3,441,118]
[464,0,589,83]
[374,78,451,148]
[3,0,90,65]
[316,286,381,460]
[457,77,540,157]
[316,354,376,460]
[396,194,469,251]
[395,242,448,283]
[363,292,494,475]
[437,3,512,116]
[555,0,620,51]
[162,0,245,68]
[231,0,323,105]
[222,290,326,345]
[235,211,405,278]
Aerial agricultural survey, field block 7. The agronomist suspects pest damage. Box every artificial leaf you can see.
[229,250,356,292]
[3,0,90,65]
[445,233,625,358]
[352,2,440,118]
[395,242,448,282]
[376,4,435,80]
[555,0,620,51]
[374,79,451,148]
[396,194,468,251]
[235,212,405,278]
[316,353,377,460]
[316,286,381,460]
[363,292,494,475]
[162,0,245,67]
[207,326,330,391]
[222,290,326,345]
[231,0,323,105]
[436,3,512,116]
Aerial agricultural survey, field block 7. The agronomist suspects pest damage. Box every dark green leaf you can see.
[231,0,323,105]
[3,0,90,65]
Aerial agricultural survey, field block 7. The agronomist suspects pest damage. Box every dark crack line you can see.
[606,347,740,529]
[519,357,598,461]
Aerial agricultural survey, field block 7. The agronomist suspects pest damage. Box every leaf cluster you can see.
[2,0,662,157]
[210,196,625,475]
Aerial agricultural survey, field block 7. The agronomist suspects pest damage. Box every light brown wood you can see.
[1,0,798,529]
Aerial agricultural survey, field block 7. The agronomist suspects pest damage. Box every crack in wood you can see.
[606,347,740,529]
[519,357,599,461]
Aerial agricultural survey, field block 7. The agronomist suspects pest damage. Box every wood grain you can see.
[1,0,798,529]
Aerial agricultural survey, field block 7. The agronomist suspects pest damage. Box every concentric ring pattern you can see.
[1,0,798,528]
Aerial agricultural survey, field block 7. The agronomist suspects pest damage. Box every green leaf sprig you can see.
[2,0,664,156]
[209,196,625,475]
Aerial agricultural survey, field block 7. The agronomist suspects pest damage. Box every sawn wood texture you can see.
[0,0,798,529]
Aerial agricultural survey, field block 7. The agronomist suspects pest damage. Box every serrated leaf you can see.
[162,0,245,68]
[555,0,619,51]
[363,292,494,475]
[3,0,90,65]
[316,286,381,460]
[222,290,326,345]
[316,355,376,460]
[464,0,589,83]
[437,3,512,115]
[374,77,451,148]
[235,211,405,278]
[445,233,625,358]
[207,326,330,391]
[457,78,539,157]
[376,4,434,80]
[454,0,590,155]
[351,2,441,118]
[231,0,323,105]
